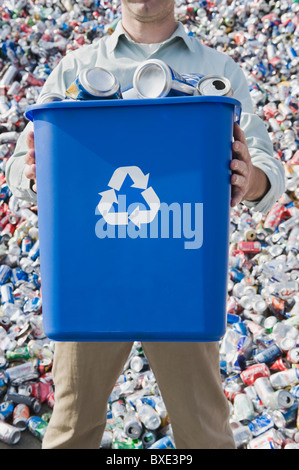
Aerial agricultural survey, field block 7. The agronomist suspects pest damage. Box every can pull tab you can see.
[234,104,242,124]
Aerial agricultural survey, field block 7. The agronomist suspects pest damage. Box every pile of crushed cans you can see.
[0,0,298,449]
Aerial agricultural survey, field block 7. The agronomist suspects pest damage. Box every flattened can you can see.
[148,435,175,449]
[0,420,21,445]
[247,428,282,449]
[241,363,270,386]
[247,412,274,437]
[271,403,298,428]
[27,416,48,441]
[47,391,55,408]
[65,67,122,100]
[196,75,233,97]
[133,59,196,98]
[12,403,30,431]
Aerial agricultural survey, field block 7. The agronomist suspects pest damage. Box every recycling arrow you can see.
[129,187,161,228]
[97,188,129,226]
[108,166,149,191]
[98,166,160,227]
[97,189,117,217]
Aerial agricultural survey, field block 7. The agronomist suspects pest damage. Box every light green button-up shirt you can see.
[6,21,285,213]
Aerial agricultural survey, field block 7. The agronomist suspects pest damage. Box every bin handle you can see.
[234,103,242,125]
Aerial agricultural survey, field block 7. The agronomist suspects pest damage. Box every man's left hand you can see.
[230,123,270,207]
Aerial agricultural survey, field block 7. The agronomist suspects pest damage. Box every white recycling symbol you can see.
[97,166,160,228]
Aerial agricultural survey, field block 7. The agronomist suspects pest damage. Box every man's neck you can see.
[121,14,176,44]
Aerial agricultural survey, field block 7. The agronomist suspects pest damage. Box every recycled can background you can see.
[1,0,299,451]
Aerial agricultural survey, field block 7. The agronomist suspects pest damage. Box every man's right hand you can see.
[24,130,37,193]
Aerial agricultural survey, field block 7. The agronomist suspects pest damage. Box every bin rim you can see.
[25,95,241,122]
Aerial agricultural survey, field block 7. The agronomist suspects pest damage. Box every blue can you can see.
[11,267,28,285]
[27,272,40,289]
[227,313,241,324]
[21,236,32,255]
[289,385,299,399]
[278,403,299,426]
[248,412,274,437]
[0,371,8,396]
[0,265,11,285]
[0,284,14,304]
[148,435,175,449]
[233,321,248,336]
[23,297,41,314]
[229,267,245,282]
[0,184,11,200]
[0,401,14,420]
[65,67,122,101]
[254,343,281,364]
[28,240,40,261]
[287,47,297,58]
[136,397,156,409]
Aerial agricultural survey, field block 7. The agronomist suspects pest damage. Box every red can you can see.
[0,214,10,230]
[21,72,45,87]
[240,363,270,386]
[263,103,279,119]
[263,203,285,231]
[270,358,290,371]
[38,358,53,375]
[1,222,16,238]
[271,296,285,316]
[30,380,53,403]
[238,241,261,253]
[12,404,30,431]
[224,381,242,402]
[47,391,55,408]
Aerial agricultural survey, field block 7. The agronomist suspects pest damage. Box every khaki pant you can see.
[42,341,235,449]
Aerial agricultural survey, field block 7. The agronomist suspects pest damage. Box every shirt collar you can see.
[106,20,196,54]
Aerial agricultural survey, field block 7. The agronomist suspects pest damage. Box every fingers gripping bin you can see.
[25,96,241,342]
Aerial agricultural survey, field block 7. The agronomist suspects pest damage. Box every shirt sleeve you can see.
[5,53,79,204]
[5,120,37,204]
[225,57,286,214]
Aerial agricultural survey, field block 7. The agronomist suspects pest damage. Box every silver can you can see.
[270,390,295,409]
[130,355,148,373]
[133,59,196,98]
[0,420,21,445]
[0,65,18,87]
[100,430,113,448]
[65,67,122,100]
[196,74,233,97]
[254,377,274,406]
[38,92,65,104]
[123,412,143,439]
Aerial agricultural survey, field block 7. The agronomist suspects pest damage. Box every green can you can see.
[27,416,48,441]
[6,347,30,361]
[112,438,143,449]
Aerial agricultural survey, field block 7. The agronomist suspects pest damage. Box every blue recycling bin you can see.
[25,95,241,342]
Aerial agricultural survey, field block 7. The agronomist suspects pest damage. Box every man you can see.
[6,0,285,449]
